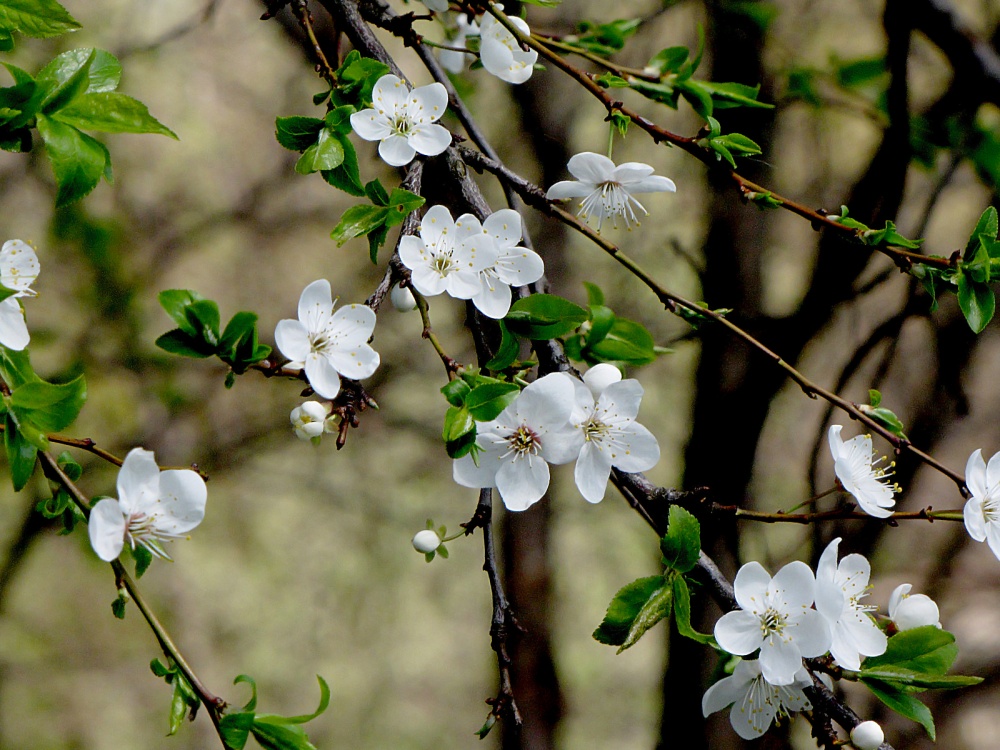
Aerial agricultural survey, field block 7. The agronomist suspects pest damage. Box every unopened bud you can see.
[850,720,884,750]
[391,284,418,312]
[290,401,329,441]
[412,529,442,553]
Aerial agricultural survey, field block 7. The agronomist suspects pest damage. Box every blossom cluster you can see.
[453,365,660,511]
[704,537,941,739]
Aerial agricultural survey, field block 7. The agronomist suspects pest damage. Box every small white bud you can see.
[889,584,941,630]
[583,363,623,398]
[850,720,884,750]
[290,401,329,441]
[390,284,418,312]
[412,529,442,553]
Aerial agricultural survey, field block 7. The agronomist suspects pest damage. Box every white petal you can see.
[0,297,29,350]
[827,424,846,461]
[625,174,676,194]
[610,422,660,473]
[583,364,622,398]
[0,239,39,292]
[453,446,501,489]
[494,247,544,287]
[771,560,816,610]
[985,450,1000,493]
[326,343,380,380]
[483,209,522,248]
[758,638,803,686]
[516,373,575,430]
[472,277,512,319]
[967,449,987,498]
[496,456,549,511]
[566,152,615,183]
[545,180,593,200]
[297,279,334,333]
[88,498,126,561]
[421,204,457,246]
[407,82,448,123]
[378,135,416,167]
[964,496,987,541]
[329,303,377,346]
[349,109,391,142]
[445,269,487,300]
[575,442,613,503]
[732,561,771,611]
[304,353,341,398]
[789,608,832,658]
[371,74,410,113]
[117,448,161,515]
[408,123,451,158]
[714,610,763,655]
[598,379,643,422]
[157,470,207,535]
[274,319,311,362]
[888,583,910,618]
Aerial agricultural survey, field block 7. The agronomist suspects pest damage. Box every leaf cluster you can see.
[150,658,201,738]
[219,674,331,750]
[330,179,424,263]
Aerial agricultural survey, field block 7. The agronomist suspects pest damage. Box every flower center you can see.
[431,253,457,277]
[759,606,788,636]
[390,114,415,138]
[125,510,182,559]
[502,424,541,460]
[584,417,609,442]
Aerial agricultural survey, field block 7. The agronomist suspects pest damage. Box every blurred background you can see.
[0,0,999,748]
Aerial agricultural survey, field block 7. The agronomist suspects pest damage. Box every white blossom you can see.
[814,538,887,670]
[479,8,537,84]
[350,74,451,167]
[851,720,885,750]
[0,239,40,351]
[888,584,940,631]
[88,448,207,562]
[453,208,544,319]
[412,529,442,553]
[439,14,478,74]
[390,283,418,312]
[827,425,896,518]
[291,401,329,441]
[567,367,659,503]
[963,448,1000,560]
[453,373,582,511]
[714,560,831,686]
[546,152,676,231]
[701,658,812,740]
[399,205,498,301]
[275,279,380,399]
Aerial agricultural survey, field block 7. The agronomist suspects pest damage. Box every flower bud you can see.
[888,584,941,630]
[290,401,329,441]
[583,363,622,398]
[390,284,418,312]
[850,720,884,750]
[412,529,442,553]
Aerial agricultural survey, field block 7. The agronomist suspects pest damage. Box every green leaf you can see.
[10,373,87,432]
[672,575,715,645]
[965,207,998,262]
[445,428,477,459]
[364,178,389,207]
[862,678,935,740]
[234,673,259,712]
[385,188,425,227]
[53,92,176,137]
[857,666,981,690]
[485,319,519,371]
[593,575,668,648]
[862,405,908,440]
[465,382,519,422]
[440,378,471,407]
[39,48,94,114]
[320,136,364,196]
[504,294,589,340]
[660,506,700,573]
[274,115,324,151]
[132,544,152,578]
[276,675,330,724]
[646,46,689,76]
[442,405,475,442]
[250,719,317,750]
[56,450,81,480]
[957,270,995,333]
[869,389,882,408]
[155,329,217,358]
[585,305,615,346]
[168,673,198,736]
[0,0,80,39]
[37,48,119,96]
[4,411,36,490]
[295,128,345,174]
[367,223,389,264]
[585,317,657,366]
[111,592,127,619]
[0,346,39,388]
[583,281,605,307]
[219,311,258,359]
[618,578,673,652]
[219,712,254,750]
[330,204,388,247]
[835,55,886,89]
[36,114,108,206]
[84,50,121,93]
[184,299,220,346]
[158,289,205,335]
[862,626,958,675]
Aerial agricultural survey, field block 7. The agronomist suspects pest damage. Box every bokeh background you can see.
[0,0,999,748]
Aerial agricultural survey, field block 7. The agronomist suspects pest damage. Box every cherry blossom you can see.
[0,239,40,351]
[814,538,886,670]
[88,448,207,562]
[479,8,537,84]
[827,425,896,518]
[701,658,812,740]
[439,14,478,74]
[399,205,498,301]
[567,366,659,503]
[291,401,330,441]
[888,584,941,630]
[963,448,1000,560]
[412,529,442,553]
[275,279,380,399]
[714,560,831,686]
[350,74,451,167]
[453,373,582,511]
[389,284,418,312]
[546,152,676,231]
[851,721,885,750]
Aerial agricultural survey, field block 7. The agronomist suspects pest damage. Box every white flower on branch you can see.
[701,658,812,740]
[291,401,330,441]
[545,152,676,231]
[88,448,207,562]
[850,720,885,750]
[454,208,544,319]
[389,283,418,312]
[399,205,498,302]
[0,239,40,351]
[275,279,380,399]
[827,425,896,518]
[814,537,886,670]
[350,74,451,167]
[714,560,831,686]
[568,365,660,503]
[963,448,1000,561]
[888,584,940,631]
[439,14,478,74]
[479,7,537,84]
[412,529,442,553]
[453,372,582,511]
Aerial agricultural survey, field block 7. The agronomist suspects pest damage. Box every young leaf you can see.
[862,626,958,675]
[38,47,94,114]
[219,712,255,750]
[155,329,217,358]
[585,317,657,366]
[36,114,109,206]
[504,294,589,340]
[52,92,176,137]
[274,115,324,151]
[593,575,667,647]
[158,289,205,335]
[4,411,37,490]
[464,382,519,422]
[671,575,715,645]
[618,579,673,652]
[132,544,153,578]
[660,506,701,573]
[330,205,388,247]
[957,271,995,333]
[442,405,475,442]
[485,319,519,371]
[320,136,364,196]
[862,678,935,740]
[440,378,472,407]
[295,128,345,174]
[0,0,80,39]
[9,373,87,432]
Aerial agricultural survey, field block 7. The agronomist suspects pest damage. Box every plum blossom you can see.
[888,584,941,631]
[814,538,886,670]
[701,658,812,740]
[349,75,451,167]
[412,529,442,553]
[88,448,207,562]
[390,283,418,312]
[453,373,582,511]
[963,448,1000,560]
[546,152,676,231]
[851,721,885,750]
[567,364,660,503]
[275,279,380,399]
[0,239,40,351]
[827,425,896,518]
[399,205,498,301]
[714,560,831,686]
[439,14,478,74]
[479,7,537,84]
[291,401,331,441]
[454,208,544,319]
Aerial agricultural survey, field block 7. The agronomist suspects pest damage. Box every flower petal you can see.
[408,123,451,158]
[88,498,126,561]
[575,441,614,503]
[371,74,410,114]
[566,152,614,183]
[329,303,377,346]
[349,109,391,142]
[158,470,207,535]
[788,608,832,658]
[297,279,334,333]
[407,82,448,123]
[496,455,549,511]
[117,448,161,514]
[274,319,310,363]
[714,610,764,655]
[472,276,512,319]
[304,352,342,398]
[759,637,803,686]
[483,209,523,248]
[0,239,39,293]
[494,247,544,287]
[326,343,380,380]
[770,560,816,610]
[453,446,502,489]
[964,496,987,541]
[545,180,593,201]
[610,422,660,473]
[732,561,772,611]
[0,297,29,350]
[378,135,416,167]
[967,448,987,498]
